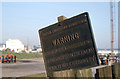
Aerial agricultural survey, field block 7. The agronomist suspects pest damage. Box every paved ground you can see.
[2,58,46,77]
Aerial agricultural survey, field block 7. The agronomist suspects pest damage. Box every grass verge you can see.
[2,51,43,59]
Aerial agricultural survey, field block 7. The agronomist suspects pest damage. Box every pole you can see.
[110,0,114,62]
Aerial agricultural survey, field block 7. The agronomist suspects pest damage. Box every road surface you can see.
[2,58,46,77]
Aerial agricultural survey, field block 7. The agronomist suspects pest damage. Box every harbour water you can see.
[97,49,120,55]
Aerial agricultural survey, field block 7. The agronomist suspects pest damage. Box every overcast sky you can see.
[2,2,118,49]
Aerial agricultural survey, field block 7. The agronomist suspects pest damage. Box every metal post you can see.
[110,0,114,57]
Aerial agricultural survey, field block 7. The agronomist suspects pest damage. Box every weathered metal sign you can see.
[39,12,99,74]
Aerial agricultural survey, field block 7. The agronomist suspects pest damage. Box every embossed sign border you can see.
[39,12,99,76]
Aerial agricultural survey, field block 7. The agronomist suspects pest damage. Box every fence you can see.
[48,63,120,78]
[0,54,16,63]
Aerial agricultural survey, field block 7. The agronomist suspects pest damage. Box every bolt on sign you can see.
[39,12,99,76]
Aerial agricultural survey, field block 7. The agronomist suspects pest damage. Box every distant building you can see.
[37,48,42,52]
[6,39,24,53]
[0,44,6,51]
[24,45,42,53]
[24,45,34,53]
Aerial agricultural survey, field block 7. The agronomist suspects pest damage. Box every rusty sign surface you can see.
[39,12,99,74]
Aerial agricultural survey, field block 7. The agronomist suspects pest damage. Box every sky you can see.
[118,2,120,49]
[2,2,118,49]
[0,2,2,45]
